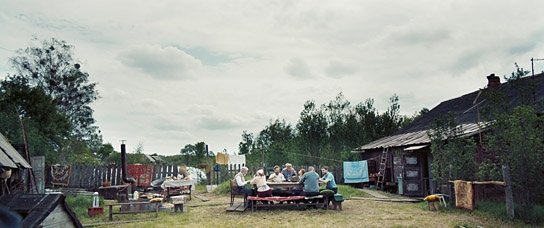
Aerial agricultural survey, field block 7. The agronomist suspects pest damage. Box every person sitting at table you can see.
[174,165,191,180]
[319,166,338,194]
[298,166,320,197]
[298,168,306,178]
[172,165,192,193]
[234,167,255,203]
[282,163,297,181]
[269,165,290,198]
[250,169,272,197]
[268,165,285,182]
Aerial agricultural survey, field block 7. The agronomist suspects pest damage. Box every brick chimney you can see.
[486,73,501,88]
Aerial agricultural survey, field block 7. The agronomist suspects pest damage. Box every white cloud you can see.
[1,0,544,155]
[119,45,202,80]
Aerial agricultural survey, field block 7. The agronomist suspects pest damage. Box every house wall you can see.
[359,147,434,197]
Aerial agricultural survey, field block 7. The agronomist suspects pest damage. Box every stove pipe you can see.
[121,143,136,192]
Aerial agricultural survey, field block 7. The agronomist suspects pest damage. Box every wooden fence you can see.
[46,164,182,191]
[45,164,346,191]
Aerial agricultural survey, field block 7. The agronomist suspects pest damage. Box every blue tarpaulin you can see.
[343,161,369,183]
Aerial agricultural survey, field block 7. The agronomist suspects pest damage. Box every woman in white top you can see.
[250,169,271,197]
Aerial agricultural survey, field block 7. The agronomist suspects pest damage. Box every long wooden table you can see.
[267,182,303,188]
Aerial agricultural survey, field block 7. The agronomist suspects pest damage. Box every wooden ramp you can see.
[226,202,246,212]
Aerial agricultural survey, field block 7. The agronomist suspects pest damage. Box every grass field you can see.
[74,184,533,228]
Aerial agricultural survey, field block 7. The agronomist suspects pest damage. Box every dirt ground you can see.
[86,188,529,228]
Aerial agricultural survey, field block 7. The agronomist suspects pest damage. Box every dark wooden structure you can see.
[353,73,544,197]
[0,193,83,228]
[0,133,33,195]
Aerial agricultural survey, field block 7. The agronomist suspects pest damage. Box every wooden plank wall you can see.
[45,164,181,190]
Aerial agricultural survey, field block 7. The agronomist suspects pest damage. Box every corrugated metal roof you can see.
[0,133,32,168]
[353,122,485,152]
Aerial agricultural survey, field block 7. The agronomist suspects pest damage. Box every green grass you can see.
[474,201,544,226]
[64,193,105,220]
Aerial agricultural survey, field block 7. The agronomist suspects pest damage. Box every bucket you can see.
[369,185,376,190]
[206,185,218,192]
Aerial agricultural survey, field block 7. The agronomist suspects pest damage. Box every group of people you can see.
[233,163,338,205]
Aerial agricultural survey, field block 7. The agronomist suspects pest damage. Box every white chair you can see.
[434,194,449,208]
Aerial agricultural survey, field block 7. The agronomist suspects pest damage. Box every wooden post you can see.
[502,165,514,220]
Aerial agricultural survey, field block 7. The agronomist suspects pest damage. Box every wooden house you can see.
[0,193,83,228]
[0,132,32,195]
[352,73,544,197]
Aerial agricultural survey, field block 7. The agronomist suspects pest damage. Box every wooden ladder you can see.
[376,148,389,190]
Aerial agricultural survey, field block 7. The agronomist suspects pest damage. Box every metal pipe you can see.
[121,142,136,193]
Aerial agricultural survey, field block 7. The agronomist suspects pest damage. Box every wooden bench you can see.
[106,201,161,221]
[247,195,327,211]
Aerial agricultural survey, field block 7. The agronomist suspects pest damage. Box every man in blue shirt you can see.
[299,166,320,197]
[319,166,338,193]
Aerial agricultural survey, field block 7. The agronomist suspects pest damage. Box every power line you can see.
[264,148,344,163]
[0,46,16,53]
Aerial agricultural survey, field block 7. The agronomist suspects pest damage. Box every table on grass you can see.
[161,179,194,200]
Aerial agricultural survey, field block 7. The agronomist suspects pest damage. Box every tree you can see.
[296,100,329,165]
[9,37,101,146]
[194,142,207,165]
[482,105,544,218]
[255,119,294,166]
[180,144,196,166]
[324,93,350,161]
[96,143,116,160]
[427,113,476,190]
[0,74,73,163]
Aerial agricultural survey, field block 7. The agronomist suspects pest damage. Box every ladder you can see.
[376,148,389,190]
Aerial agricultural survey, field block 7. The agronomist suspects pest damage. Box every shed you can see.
[0,193,83,228]
[0,132,33,195]
[352,73,544,196]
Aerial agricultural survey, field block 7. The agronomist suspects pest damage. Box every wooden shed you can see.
[0,193,83,228]
[0,132,33,195]
[352,73,544,197]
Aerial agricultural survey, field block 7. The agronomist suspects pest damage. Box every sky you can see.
[1,1,544,156]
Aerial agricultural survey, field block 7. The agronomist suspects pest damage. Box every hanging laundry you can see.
[343,161,369,183]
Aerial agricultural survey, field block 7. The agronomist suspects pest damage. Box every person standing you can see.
[319,166,338,194]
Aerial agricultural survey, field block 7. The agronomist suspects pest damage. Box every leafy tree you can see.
[427,113,476,189]
[9,37,101,149]
[255,119,294,166]
[378,94,404,136]
[96,143,116,160]
[194,142,207,165]
[0,74,73,163]
[180,144,196,167]
[238,130,254,155]
[324,93,350,161]
[296,100,329,165]
[485,105,544,212]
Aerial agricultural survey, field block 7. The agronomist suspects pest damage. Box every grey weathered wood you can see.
[226,202,246,212]
[39,204,78,228]
[502,165,514,220]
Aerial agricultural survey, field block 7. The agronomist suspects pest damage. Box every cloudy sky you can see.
[1,1,543,156]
